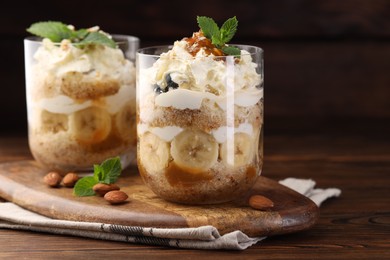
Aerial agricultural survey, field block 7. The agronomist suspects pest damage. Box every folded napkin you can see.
[0,178,340,250]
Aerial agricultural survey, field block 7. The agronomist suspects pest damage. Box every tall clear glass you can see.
[136,45,264,204]
[24,35,139,173]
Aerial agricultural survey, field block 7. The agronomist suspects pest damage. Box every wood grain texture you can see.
[0,117,389,259]
[0,160,319,237]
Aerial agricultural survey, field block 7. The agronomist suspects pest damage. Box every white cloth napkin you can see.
[278,178,341,207]
[0,178,340,250]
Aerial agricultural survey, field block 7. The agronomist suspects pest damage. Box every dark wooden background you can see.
[1,0,389,133]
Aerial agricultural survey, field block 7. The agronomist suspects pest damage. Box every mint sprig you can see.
[197,16,240,56]
[73,157,122,197]
[73,176,97,197]
[220,17,238,44]
[94,156,122,184]
[77,31,116,48]
[27,21,74,42]
[27,21,117,48]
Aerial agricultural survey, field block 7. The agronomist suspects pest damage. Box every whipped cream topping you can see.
[32,38,135,114]
[139,38,262,111]
[138,123,254,143]
[34,39,132,78]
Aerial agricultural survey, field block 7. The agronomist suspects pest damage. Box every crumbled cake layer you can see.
[140,97,263,133]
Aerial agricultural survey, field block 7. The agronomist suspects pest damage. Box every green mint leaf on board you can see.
[94,164,104,182]
[220,16,238,44]
[27,21,73,42]
[73,156,122,197]
[73,176,98,197]
[98,156,122,184]
[222,46,241,56]
[77,31,116,48]
[27,21,117,48]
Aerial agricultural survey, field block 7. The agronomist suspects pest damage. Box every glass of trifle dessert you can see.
[136,16,264,204]
[24,21,139,173]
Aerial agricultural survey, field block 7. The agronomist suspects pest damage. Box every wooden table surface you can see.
[0,117,389,259]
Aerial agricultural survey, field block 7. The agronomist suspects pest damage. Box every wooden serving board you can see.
[0,160,319,237]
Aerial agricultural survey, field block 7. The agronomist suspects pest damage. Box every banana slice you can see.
[139,132,170,173]
[220,132,254,167]
[171,129,218,173]
[40,109,68,133]
[115,102,136,143]
[69,106,111,144]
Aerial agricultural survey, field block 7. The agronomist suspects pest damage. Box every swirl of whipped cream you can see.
[149,40,261,92]
[140,38,263,110]
[33,38,135,114]
[34,39,132,78]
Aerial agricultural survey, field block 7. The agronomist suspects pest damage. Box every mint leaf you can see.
[220,16,238,44]
[211,35,223,48]
[197,16,220,40]
[98,156,122,184]
[27,21,73,42]
[73,29,89,42]
[94,164,103,181]
[27,21,117,48]
[196,16,240,55]
[78,31,116,48]
[73,176,98,197]
[73,156,122,197]
[222,46,241,56]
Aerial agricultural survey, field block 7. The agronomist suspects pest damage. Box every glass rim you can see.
[137,44,263,58]
[24,34,140,45]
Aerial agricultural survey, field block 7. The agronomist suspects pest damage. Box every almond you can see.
[62,172,79,187]
[104,190,128,204]
[93,183,120,196]
[249,195,274,210]
[43,172,62,187]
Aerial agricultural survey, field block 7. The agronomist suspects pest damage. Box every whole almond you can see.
[43,172,62,187]
[93,183,120,196]
[62,172,79,187]
[249,195,274,210]
[104,190,128,204]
